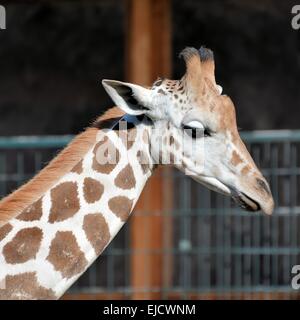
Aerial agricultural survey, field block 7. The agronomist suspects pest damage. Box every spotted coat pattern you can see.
[0,116,154,300]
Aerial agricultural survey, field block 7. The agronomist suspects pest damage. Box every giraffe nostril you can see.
[256,178,271,195]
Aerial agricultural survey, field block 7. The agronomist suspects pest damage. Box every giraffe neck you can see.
[0,115,154,299]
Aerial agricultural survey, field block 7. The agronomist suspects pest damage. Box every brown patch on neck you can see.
[71,160,83,174]
[3,227,43,264]
[92,136,121,174]
[47,231,88,279]
[48,182,80,223]
[83,178,104,204]
[0,223,12,242]
[0,107,124,226]
[0,272,56,300]
[108,196,133,221]
[114,164,136,190]
[17,198,43,222]
[83,213,110,255]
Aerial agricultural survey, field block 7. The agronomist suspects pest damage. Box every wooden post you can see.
[126,0,172,299]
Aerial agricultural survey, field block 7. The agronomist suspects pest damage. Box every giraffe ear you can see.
[102,80,153,116]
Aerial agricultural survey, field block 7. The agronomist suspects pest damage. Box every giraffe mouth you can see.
[232,191,261,212]
[191,175,262,212]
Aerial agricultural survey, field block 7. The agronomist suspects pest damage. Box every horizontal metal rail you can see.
[0,130,300,148]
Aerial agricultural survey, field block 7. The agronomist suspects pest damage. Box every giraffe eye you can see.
[182,121,211,138]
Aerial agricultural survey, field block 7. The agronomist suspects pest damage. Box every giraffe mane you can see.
[0,106,125,226]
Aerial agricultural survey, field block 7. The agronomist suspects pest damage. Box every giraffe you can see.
[0,46,274,300]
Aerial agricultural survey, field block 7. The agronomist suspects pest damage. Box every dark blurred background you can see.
[0,0,299,136]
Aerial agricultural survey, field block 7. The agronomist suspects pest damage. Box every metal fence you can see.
[0,131,299,299]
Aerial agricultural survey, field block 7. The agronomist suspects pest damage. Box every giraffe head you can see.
[102,46,274,215]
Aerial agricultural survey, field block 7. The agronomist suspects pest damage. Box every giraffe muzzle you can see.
[231,191,261,212]
[230,178,274,215]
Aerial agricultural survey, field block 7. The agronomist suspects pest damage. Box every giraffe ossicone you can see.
[0,46,274,299]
